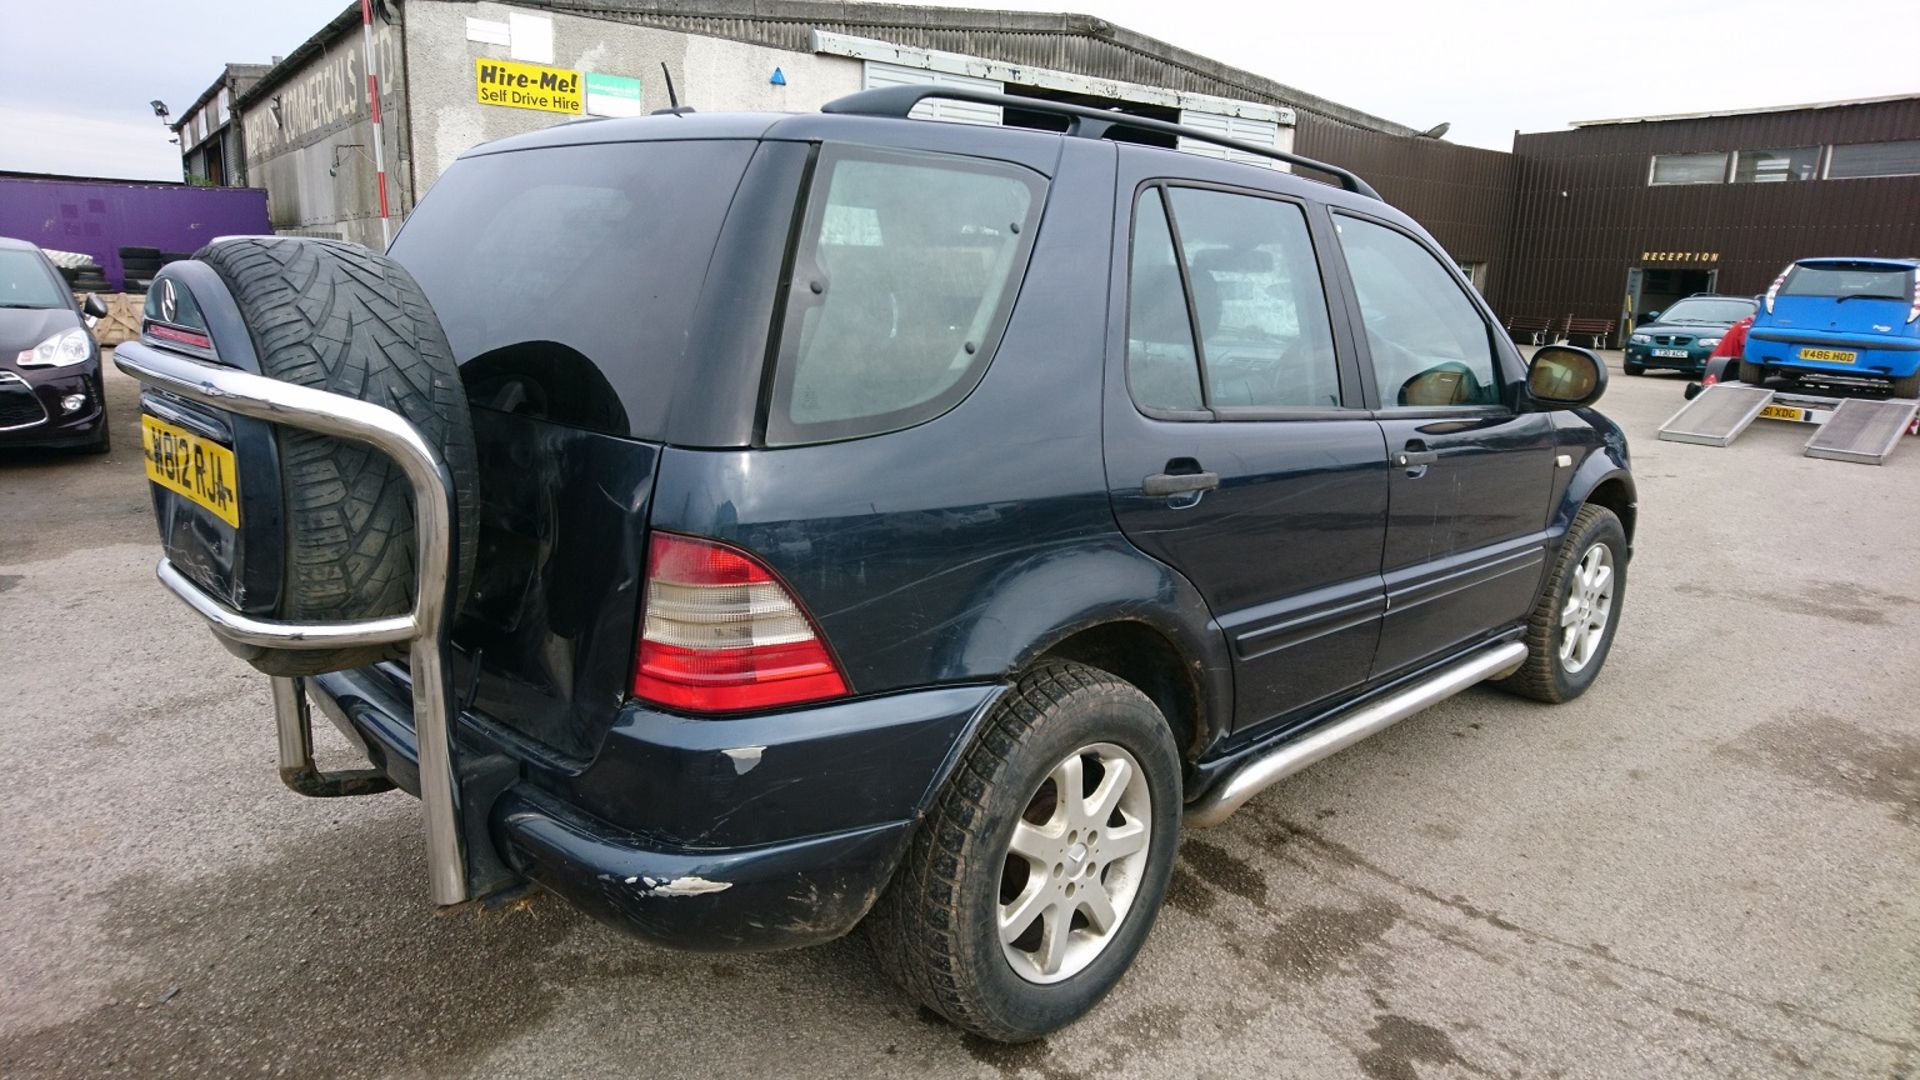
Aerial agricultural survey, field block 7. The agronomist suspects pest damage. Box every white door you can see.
[1177,111,1282,168]
[863,62,1003,125]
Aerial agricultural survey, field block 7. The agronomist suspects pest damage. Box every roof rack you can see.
[821,85,1382,201]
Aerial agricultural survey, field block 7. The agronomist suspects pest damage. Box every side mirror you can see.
[1640,309,1661,324]
[82,292,108,319]
[1526,345,1607,409]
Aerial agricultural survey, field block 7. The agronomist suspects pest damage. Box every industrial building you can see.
[171,0,1920,345]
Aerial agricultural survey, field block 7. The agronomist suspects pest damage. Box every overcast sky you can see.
[3,0,1915,180]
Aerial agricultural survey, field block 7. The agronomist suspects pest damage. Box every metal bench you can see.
[1563,317,1615,349]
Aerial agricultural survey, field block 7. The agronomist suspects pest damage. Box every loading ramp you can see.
[1656,384,1776,447]
[1659,382,1919,464]
[1803,397,1920,465]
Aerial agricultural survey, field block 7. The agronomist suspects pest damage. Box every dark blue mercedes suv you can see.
[122,87,1635,1042]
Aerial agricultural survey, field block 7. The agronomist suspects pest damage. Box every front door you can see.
[1102,156,1390,733]
[1325,210,1560,679]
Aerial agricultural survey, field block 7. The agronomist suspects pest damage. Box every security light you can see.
[150,99,170,119]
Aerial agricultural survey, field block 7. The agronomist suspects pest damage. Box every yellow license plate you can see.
[1758,404,1806,421]
[1799,347,1857,364]
[141,414,240,527]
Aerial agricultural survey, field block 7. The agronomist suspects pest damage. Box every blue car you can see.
[1742,257,1920,398]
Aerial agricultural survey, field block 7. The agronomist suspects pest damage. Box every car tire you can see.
[193,237,479,677]
[1739,359,1768,387]
[1496,504,1626,704]
[1891,372,1919,399]
[1623,360,1645,376]
[867,661,1182,1043]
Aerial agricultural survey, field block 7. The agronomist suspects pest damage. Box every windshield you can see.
[0,249,68,309]
[1655,298,1754,324]
[1781,263,1913,300]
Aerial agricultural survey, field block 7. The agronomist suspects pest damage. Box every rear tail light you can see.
[1907,273,1919,324]
[633,532,849,713]
[1764,266,1790,314]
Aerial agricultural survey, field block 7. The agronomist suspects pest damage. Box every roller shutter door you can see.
[863,61,1004,126]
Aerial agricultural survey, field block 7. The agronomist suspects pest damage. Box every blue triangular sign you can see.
[770,68,787,86]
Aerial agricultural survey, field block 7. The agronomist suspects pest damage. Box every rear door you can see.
[1323,210,1558,679]
[1102,154,1389,733]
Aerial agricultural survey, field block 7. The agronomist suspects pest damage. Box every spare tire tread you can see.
[195,237,477,676]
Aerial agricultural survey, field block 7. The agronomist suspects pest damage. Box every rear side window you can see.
[1781,263,1913,300]
[767,146,1045,446]
[1335,215,1500,408]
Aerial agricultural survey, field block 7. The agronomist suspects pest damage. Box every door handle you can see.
[1392,450,1438,468]
[1142,470,1220,497]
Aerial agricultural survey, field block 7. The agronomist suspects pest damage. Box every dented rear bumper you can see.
[310,665,1002,950]
[498,788,914,950]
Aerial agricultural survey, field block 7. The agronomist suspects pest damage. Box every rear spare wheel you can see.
[194,237,478,676]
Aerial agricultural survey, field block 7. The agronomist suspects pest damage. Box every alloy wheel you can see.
[997,742,1153,984]
[1559,542,1615,674]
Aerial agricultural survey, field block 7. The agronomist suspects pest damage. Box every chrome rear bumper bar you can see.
[114,340,470,906]
[1185,640,1528,828]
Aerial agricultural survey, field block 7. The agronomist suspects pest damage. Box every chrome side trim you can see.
[1184,640,1528,828]
[115,340,469,905]
[0,372,50,432]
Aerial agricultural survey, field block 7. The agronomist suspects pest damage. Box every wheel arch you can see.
[1581,470,1637,546]
[1032,620,1209,764]
[953,539,1233,760]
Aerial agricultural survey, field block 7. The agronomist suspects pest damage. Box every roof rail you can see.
[820,85,1382,201]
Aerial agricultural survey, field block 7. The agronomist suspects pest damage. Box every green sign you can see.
[585,72,642,118]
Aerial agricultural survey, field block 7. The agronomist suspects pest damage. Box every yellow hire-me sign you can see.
[475,58,582,114]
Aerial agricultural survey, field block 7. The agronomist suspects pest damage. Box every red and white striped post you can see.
[360,0,393,249]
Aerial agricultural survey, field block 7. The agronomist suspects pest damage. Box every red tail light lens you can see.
[633,532,849,713]
[1764,266,1790,314]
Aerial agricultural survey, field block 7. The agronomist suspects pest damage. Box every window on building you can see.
[1455,260,1487,293]
[1649,152,1728,186]
[1827,138,1920,180]
[1733,146,1819,183]
[216,88,230,125]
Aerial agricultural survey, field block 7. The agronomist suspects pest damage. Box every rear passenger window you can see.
[767,147,1045,446]
[1166,188,1341,409]
[1334,215,1500,408]
[1126,189,1204,411]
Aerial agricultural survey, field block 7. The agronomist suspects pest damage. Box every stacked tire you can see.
[119,245,163,293]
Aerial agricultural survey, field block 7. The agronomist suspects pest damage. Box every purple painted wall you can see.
[0,174,271,290]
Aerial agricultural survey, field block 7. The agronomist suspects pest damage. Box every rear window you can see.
[1781,263,1913,300]
[766,146,1045,446]
[390,140,759,438]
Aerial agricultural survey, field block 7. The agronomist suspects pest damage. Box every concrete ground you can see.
[1,353,1915,1079]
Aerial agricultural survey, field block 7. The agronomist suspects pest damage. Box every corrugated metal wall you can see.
[1504,97,1920,327]
[557,1,1415,133]
[1293,116,1516,299]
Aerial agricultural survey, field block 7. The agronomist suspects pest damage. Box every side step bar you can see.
[1185,640,1528,828]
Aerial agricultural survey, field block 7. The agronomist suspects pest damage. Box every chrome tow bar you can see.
[114,341,470,906]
